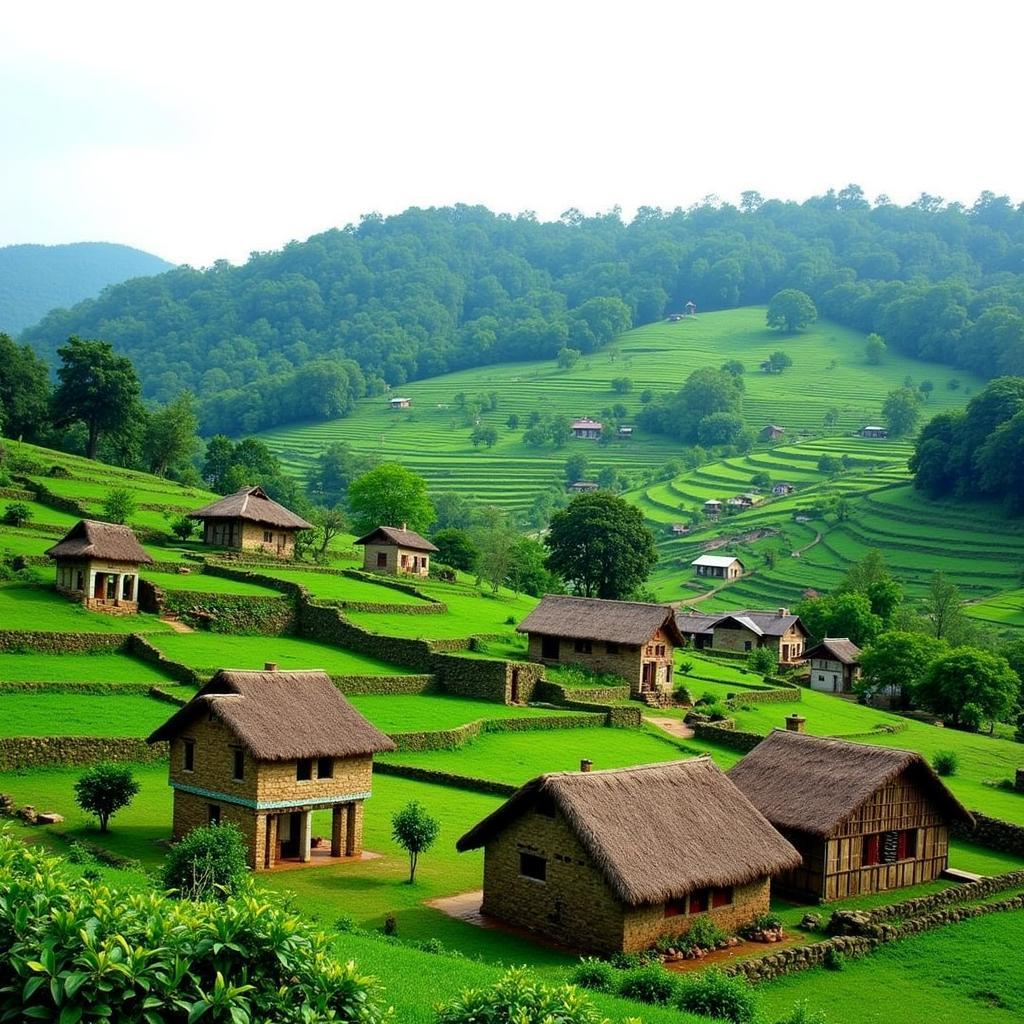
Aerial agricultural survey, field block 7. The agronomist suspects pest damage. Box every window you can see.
[606,642,620,655]
[818,674,825,682]
[712,886,733,908]
[263,530,273,543]
[296,758,313,781]
[655,644,666,657]
[743,640,752,652]
[317,757,334,779]
[76,570,84,591]
[862,833,880,866]
[519,852,547,881]
[688,889,710,913]
[232,747,245,782]
[574,639,592,654]
[182,739,195,772]
[122,575,133,600]
[664,898,687,918]
[645,644,654,656]
[864,829,917,866]
[541,636,560,660]
[400,553,409,567]
[208,804,221,825]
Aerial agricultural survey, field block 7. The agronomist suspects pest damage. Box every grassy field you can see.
[0,584,170,632]
[141,570,285,596]
[250,567,432,604]
[0,691,171,736]
[346,693,578,732]
[0,652,177,683]
[967,587,1024,630]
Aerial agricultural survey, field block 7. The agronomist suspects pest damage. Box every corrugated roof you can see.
[517,594,684,645]
[45,520,153,564]
[353,526,438,552]
[691,555,744,568]
[190,486,312,529]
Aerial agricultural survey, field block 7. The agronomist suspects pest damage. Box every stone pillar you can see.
[264,814,278,870]
[345,802,359,857]
[115,573,124,605]
[299,809,312,862]
[88,570,96,602]
[331,804,344,857]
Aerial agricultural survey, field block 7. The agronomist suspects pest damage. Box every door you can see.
[280,812,301,859]
[641,662,655,692]
[510,668,520,704]
[94,573,105,599]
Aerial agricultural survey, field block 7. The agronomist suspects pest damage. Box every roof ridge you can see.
[541,756,712,782]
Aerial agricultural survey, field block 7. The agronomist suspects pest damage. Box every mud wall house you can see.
[518,595,683,697]
[190,486,312,558]
[354,524,438,576]
[805,638,862,694]
[571,417,603,440]
[46,519,153,615]
[147,668,395,870]
[456,758,801,954]
[676,608,808,665]
[690,554,745,580]
[728,731,973,901]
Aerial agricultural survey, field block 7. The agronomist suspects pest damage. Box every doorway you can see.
[279,811,302,859]
[510,668,520,704]
[641,662,655,692]
[94,574,105,599]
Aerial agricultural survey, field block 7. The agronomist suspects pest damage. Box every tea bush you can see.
[570,957,617,992]
[677,969,757,1023]
[617,964,678,1004]
[932,750,959,776]
[162,822,249,899]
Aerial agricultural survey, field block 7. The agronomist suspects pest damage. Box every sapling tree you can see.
[391,800,440,884]
[74,762,140,833]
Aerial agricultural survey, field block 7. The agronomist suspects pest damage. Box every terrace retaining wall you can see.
[334,674,436,695]
[0,736,167,770]
[138,578,297,635]
[388,712,606,752]
[0,631,127,654]
[372,761,517,796]
[691,721,764,752]
[126,635,202,685]
[951,811,1024,857]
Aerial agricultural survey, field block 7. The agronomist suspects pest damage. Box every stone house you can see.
[691,554,745,579]
[517,595,683,697]
[805,638,862,694]
[761,425,785,441]
[354,524,438,576]
[729,731,973,901]
[45,519,153,615]
[456,758,800,953]
[676,608,808,665]
[861,426,888,439]
[571,418,603,440]
[190,486,312,558]
[147,667,395,870]
[389,396,412,409]
[569,480,599,493]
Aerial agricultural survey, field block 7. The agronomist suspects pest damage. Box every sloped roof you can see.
[691,555,744,568]
[675,612,723,634]
[676,609,806,638]
[517,594,685,646]
[353,525,438,552]
[147,669,396,760]
[804,638,862,665]
[190,486,312,529]
[572,418,603,429]
[728,731,973,838]
[457,758,801,907]
[45,520,153,564]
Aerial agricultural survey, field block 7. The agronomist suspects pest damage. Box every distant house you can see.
[684,300,697,316]
[569,480,599,493]
[46,519,153,615]
[861,426,888,439]
[676,608,808,665]
[794,514,812,524]
[667,313,684,322]
[148,667,395,870]
[617,425,634,437]
[518,595,683,698]
[728,731,973,901]
[762,425,785,442]
[389,397,412,410]
[703,499,723,517]
[691,554,745,580]
[760,359,775,373]
[805,638,862,694]
[571,418,603,440]
[772,483,795,496]
[190,486,312,558]
[670,523,690,535]
[456,757,800,952]
[354,524,438,576]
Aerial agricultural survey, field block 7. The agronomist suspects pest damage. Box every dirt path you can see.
[646,716,695,739]
[160,617,194,633]
[792,530,823,556]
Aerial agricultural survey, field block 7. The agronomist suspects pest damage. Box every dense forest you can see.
[19,189,1024,435]
[0,242,172,334]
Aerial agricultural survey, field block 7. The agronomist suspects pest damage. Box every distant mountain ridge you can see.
[0,242,173,335]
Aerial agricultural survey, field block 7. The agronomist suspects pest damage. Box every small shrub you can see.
[823,947,845,971]
[101,487,137,525]
[686,916,728,950]
[570,957,616,992]
[696,691,717,706]
[775,1002,829,1024]
[162,822,249,899]
[677,969,757,1023]
[617,964,678,1005]
[1,502,31,527]
[705,702,730,721]
[608,951,648,970]
[381,911,398,936]
[932,750,959,776]
[168,514,197,541]
[673,684,694,705]
[677,658,694,675]
[334,913,360,933]
[391,799,440,883]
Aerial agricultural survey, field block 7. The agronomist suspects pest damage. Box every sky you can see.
[2,0,1022,267]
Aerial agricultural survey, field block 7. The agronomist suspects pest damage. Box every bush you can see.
[673,684,694,705]
[1,502,30,527]
[101,487,137,525]
[746,646,778,676]
[740,912,783,937]
[73,762,139,833]
[161,821,249,899]
[685,916,728,950]
[677,969,757,1023]
[168,514,197,541]
[775,1003,829,1024]
[570,957,616,992]
[823,947,845,971]
[608,950,656,970]
[957,702,984,732]
[932,750,959,776]
[705,702,730,721]
[617,964,677,1005]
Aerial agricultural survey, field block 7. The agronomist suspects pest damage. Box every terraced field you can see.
[967,588,1024,630]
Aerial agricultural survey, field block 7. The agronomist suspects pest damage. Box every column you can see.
[264,814,278,870]
[130,575,139,602]
[345,802,358,857]
[331,804,344,857]
[298,810,312,862]
[115,573,124,605]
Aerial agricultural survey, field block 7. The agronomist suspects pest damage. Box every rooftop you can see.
[190,486,312,530]
[518,594,684,646]
[45,519,153,565]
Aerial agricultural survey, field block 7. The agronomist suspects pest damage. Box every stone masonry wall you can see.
[0,631,127,653]
[0,736,167,770]
[951,811,1024,857]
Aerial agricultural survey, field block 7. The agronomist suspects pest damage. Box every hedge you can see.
[0,736,168,770]
[12,475,89,518]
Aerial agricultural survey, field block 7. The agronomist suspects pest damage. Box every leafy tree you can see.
[162,822,249,899]
[168,514,197,541]
[545,492,657,599]
[0,333,52,442]
[767,351,793,373]
[310,505,349,561]
[882,386,923,437]
[916,648,1019,731]
[564,453,588,485]
[766,289,817,332]
[53,336,141,459]
[2,502,31,527]
[639,388,654,404]
[432,527,479,571]
[697,411,744,446]
[347,463,435,536]
[864,333,887,365]
[611,377,633,394]
[796,591,882,647]
[506,536,561,596]
[747,646,778,676]
[858,631,948,705]
[639,367,743,443]
[391,799,440,883]
[471,506,521,593]
[817,454,842,474]
[74,762,140,832]
[309,441,377,505]
[522,414,570,448]
[919,379,934,399]
[144,391,200,477]
[556,346,581,370]
[823,407,840,428]
[923,571,968,641]
[750,471,771,489]
[471,425,498,447]
[432,490,474,530]
[506,413,519,430]
[839,550,903,622]
[101,487,137,525]
[721,360,745,377]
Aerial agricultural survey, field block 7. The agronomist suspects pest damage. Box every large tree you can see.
[144,391,200,477]
[858,631,948,705]
[347,463,435,536]
[766,289,817,332]
[796,591,883,647]
[544,492,657,599]
[882,385,923,437]
[53,336,141,459]
[0,333,51,442]
[916,648,1019,731]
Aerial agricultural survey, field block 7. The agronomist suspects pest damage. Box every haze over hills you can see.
[0,242,173,335]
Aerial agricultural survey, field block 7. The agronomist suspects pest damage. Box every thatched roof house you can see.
[728,731,973,900]
[457,758,800,952]
[46,519,153,564]
[190,485,312,557]
[355,524,438,576]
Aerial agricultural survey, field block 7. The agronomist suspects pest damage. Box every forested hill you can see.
[19,190,1024,436]
[0,242,173,335]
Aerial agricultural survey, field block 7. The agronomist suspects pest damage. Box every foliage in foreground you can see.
[162,822,250,900]
[0,831,387,1023]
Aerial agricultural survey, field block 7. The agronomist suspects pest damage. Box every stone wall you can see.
[0,631,127,653]
[148,584,297,635]
[951,812,1024,857]
[373,761,517,796]
[389,712,606,752]
[127,635,201,685]
[334,674,436,695]
[691,721,764,752]
[0,736,167,770]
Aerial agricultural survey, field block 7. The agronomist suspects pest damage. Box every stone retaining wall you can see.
[691,721,764,752]
[389,712,606,752]
[333,674,436,695]
[373,760,517,796]
[0,631,127,653]
[951,812,1024,857]
[0,736,168,770]
[126,635,202,685]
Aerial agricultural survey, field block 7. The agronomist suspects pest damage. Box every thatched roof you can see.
[457,758,801,907]
[728,731,973,838]
[190,486,312,529]
[353,525,438,552]
[147,669,396,760]
[804,638,862,665]
[675,609,806,638]
[517,595,685,646]
[45,520,153,564]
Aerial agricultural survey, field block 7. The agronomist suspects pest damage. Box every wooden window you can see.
[688,889,710,913]
[182,739,195,772]
[376,551,387,568]
[712,886,733,908]
[317,757,334,779]
[574,639,592,654]
[400,553,409,567]
[898,829,917,860]
[664,898,687,918]
[880,830,901,864]
[519,852,546,881]
[263,530,273,543]
[232,747,245,782]
[862,833,880,866]
[645,644,654,656]
[541,636,560,660]
[122,575,133,600]
[606,642,620,655]
[296,758,313,781]
[655,644,666,657]
[208,804,221,825]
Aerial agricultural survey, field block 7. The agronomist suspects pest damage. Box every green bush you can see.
[932,750,959,776]
[0,831,386,1023]
[101,487,137,525]
[706,702,730,721]
[1,502,30,527]
[73,761,139,833]
[617,964,677,1005]
[823,947,846,971]
[677,969,757,1023]
[958,702,984,732]
[739,912,783,938]
[161,822,249,899]
[685,916,728,949]
[746,646,778,676]
[570,957,616,992]
[673,684,694,705]
[774,1003,829,1024]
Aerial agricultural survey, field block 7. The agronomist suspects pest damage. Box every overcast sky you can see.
[3,1,1021,267]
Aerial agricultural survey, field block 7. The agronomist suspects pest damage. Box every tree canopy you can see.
[766,289,817,332]
[346,463,435,536]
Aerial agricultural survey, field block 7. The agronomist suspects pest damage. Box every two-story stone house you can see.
[805,638,862,694]
[456,758,801,953]
[147,667,395,870]
[354,524,438,576]
[517,595,684,697]
[676,608,808,665]
[190,486,312,558]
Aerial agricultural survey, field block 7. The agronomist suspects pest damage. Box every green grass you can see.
[966,587,1024,630]
[251,568,432,604]
[141,570,285,596]
[149,632,416,676]
[0,584,170,633]
[0,652,177,683]
[346,694,578,732]
[0,692,171,737]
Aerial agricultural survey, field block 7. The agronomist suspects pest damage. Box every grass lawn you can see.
[149,632,416,676]
[141,571,284,596]
[0,691,171,737]
[0,652,177,683]
[346,694,578,733]
[252,568,432,605]
[0,584,170,633]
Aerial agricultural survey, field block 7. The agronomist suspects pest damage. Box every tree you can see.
[919,380,934,400]
[471,506,521,593]
[639,388,654,404]
[767,351,793,373]
[53,336,141,459]
[168,514,197,541]
[823,407,840,428]
[0,333,52,442]
[471,425,498,447]
[102,487,137,525]
[796,591,883,647]
[766,289,817,332]
[747,646,778,676]
[74,762,139,832]
[432,527,479,571]
[865,333,887,365]
[432,490,474,530]
[721,360,745,377]
[817,454,842,474]
[506,536,560,596]
[556,347,581,370]
[564,453,589,485]
[308,441,376,506]
[162,822,249,899]
[2,502,31,527]
[545,492,657,599]
[144,391,200,477]
[916,648,1019,731]
[923,571,967,641]
[611,377,633,394]
[347,463,435,536]
[697,411,744,446]
[506,413,519,430]
[391,800,440,883]
[882,386,923,437]
[858,631,948,705]
[311,505,348,561]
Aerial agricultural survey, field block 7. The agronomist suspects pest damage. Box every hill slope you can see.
[0,242,173,335]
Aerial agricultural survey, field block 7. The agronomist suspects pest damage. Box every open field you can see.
[0,691,171,736]
[967,587,1024,630]
[141,570,284,596]
[251,567,432,604]
[0,651,177,683]
[346,693,578,732]
[0,584,170,632]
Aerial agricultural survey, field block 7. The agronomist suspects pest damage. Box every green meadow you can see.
[141,570,285,596]
[0,584,170,632]
[347,693,578,732]
[0,651,176,683]
[251,567,432,604]
[0,691,171,736]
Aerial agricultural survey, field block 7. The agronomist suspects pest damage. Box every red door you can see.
[94,574,105,599]
[641,662,655,692]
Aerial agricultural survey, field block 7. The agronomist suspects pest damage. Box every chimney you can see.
[580,759,593,773]
[785,714,806,733]
[401,522,407,531]
[778,607,789,617]
[264,662,278,672]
